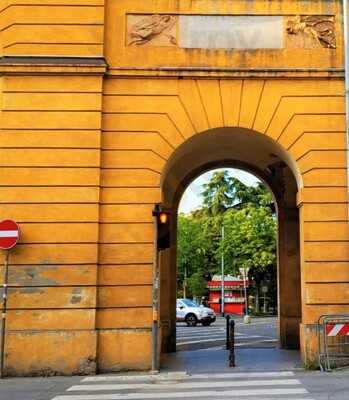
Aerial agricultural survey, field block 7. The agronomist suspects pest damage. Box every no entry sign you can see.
[0,220,19,250]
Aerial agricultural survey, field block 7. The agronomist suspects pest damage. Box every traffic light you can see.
[153,204,171,250]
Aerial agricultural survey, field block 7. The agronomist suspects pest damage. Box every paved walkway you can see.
[162,347,302,373]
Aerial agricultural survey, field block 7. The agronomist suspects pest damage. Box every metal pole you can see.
[0,251,9,378]
[343,0,349,223]
[243,269,248,316]
[183,262,187,299]
[226,314,230,350]
[152,211,159,372]
[221,225,225,315]
[229,320,235,367]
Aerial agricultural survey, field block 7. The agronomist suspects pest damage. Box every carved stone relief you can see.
[286,16,336,49]
[126,14,336,50]
[127,14,178,47]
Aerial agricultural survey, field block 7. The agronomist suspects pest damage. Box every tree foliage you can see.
[177,170,277,298]
[221,205,276,273]
[188,272,208,297]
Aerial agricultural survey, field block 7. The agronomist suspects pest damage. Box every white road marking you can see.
[176,330,226,336]
[177,328,225,334]
[177,338,228,345]
[82,370,295,382]
[177,334,226,340]
[68,379,302,391]
[53,388,309,400]
[177,337,277,346]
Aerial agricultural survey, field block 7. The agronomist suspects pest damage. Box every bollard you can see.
[229,319,235,367]
[226,315,230,350]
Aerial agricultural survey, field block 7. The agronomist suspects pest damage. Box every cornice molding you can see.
[0,57,107,75]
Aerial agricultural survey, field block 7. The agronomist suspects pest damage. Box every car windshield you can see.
[181,299,199,307]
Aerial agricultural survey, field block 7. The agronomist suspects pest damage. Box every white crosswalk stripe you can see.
[176,321,226,348]
[176,324,277,350]
[51,371,315,400]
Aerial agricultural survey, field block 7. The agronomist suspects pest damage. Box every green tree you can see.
[177,214,208,292]
[177,213,221,295]
[177,170,277,309]
[221,205,276,273]
[188,272,207,297]
[201,171,235,215]
[201,171,274,215]
[220,204,277,313]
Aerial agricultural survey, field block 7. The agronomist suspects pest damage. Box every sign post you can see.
[239,267,250,324]
[0,220,20,378]
[221,225,225,316]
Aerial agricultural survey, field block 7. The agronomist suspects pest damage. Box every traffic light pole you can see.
[151,204,171,372]
[221,225,225,316]
[152,211,160,372]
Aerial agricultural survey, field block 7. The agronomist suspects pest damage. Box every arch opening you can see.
[159,127,303,364]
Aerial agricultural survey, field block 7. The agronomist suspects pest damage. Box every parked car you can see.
[176,298,216,326]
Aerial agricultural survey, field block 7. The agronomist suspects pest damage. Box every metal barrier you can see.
[318,314,349,371]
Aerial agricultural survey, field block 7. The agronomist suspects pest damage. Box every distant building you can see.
[207,275,251,315]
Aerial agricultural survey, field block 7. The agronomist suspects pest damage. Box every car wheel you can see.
[202,321,211,326]
[185,313,197,327]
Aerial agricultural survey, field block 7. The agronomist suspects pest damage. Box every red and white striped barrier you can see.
[326,323,349,337]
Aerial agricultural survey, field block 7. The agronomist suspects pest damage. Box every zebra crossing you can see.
[177,317,278,351]
[50,371,316,400]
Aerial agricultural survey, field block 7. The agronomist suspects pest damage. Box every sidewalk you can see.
[161,347,302,374]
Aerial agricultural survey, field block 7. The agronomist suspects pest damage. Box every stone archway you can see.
[159,127,302,362]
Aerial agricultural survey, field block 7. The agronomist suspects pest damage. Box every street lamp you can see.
[239,266,251,324]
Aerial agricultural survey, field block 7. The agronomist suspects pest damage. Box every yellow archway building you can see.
[0,0,348,375]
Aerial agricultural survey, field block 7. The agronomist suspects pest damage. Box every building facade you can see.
[0,0,348,375]
[207,275,250,315]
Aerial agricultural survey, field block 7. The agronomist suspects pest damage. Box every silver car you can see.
[176,298,216,326]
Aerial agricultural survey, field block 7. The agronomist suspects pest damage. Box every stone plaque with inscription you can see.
[179,16,284,49]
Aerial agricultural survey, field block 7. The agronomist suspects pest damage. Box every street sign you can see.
[0,220,19,250]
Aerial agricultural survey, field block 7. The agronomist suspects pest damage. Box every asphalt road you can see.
[177,315,278,351]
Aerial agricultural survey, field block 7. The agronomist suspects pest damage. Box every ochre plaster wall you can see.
[0,0,104,57]
[0,0,348,374]
[0,72,104,375]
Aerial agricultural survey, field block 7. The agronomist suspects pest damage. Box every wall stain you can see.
[9,266,58,286]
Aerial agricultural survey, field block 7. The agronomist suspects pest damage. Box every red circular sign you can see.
[0,220,20,250]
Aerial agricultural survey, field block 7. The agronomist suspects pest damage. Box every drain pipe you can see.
[344,0,349,219]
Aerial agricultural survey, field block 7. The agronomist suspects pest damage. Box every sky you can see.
[178,168,261,214]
